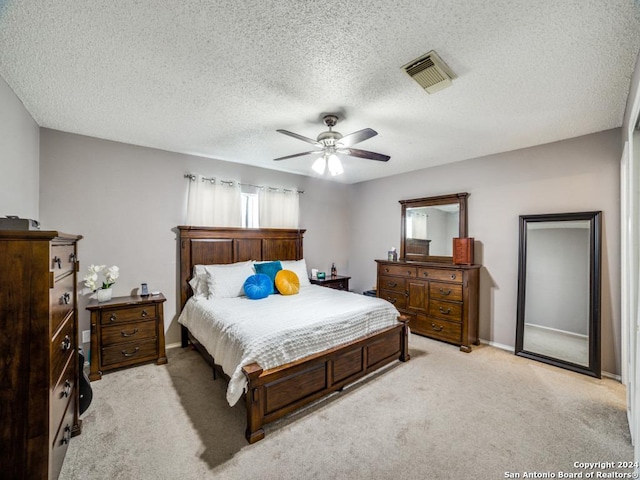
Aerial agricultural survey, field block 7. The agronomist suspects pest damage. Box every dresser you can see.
[376,260,480,352]
[0,230,82,479]
[310,275,350,291]
[87,293,167,380]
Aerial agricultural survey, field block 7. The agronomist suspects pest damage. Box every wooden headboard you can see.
[178,226,306,309]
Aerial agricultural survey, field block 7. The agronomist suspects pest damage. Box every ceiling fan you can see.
[274,115,390,176]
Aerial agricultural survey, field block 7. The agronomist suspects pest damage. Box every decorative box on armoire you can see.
[0,230,82,479]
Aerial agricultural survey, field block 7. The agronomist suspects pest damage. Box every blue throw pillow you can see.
[243,274,272,300]
[254,261,283,294]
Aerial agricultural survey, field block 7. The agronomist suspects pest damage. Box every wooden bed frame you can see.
[178,226,410,443]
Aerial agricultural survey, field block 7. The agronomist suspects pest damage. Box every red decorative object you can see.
[453,237,474,265]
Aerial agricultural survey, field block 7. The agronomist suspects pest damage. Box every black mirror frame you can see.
[515,211,602,378]
[399,192,468,263]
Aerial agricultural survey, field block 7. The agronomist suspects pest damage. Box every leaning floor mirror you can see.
[515,211,602,377]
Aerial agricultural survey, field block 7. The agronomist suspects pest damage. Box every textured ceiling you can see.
[1,1,639,184]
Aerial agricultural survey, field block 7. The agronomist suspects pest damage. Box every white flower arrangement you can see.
[84,264,119,291]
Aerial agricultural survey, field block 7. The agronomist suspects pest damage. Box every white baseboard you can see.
[166,342,182,350]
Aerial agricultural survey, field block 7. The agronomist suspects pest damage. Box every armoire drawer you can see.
[417,268,463,283]
[51,314,75,384]
[428,300,463,322]
[378,290,407,309]
[379,264,417,278]
[412,315,462,344]
[50,272,75,334]
[378,275,406,293]
[51,244,77,278]
[50,355,75,439]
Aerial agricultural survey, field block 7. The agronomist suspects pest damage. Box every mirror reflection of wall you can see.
[406,205,459,256]
[523,221,590,366]
[515,211,601,378]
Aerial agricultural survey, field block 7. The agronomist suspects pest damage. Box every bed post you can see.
[242,362,265,444]
[399,315,411,362]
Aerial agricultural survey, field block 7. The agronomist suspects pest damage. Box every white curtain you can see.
[259,188,300,228]
[186,175,242,227]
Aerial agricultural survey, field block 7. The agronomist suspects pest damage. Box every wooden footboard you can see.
[242,317,410,443]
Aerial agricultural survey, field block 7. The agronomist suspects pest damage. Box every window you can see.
[241,192,259,228]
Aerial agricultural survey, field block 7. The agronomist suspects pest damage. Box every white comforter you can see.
[178,285,401,406]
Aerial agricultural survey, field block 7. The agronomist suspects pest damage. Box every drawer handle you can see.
[438,306,452,314]
[61,425,72,445]
[407,270,412,275]
[422,271,429,277]
[450,274,457,280]
[439,288,452,295]
[61,335,71,351]
[69,253,76,263]
[53,256,62,269]
[386,297,397,304]
[387,281,397,288]
[431,323,444,332]
[60,292,71,305]
[121,328,139,337]
[141,310,148,318]
[109,313,118,322]
[384,268,390,273]
[122,347,140,357]
[63,379,72,398]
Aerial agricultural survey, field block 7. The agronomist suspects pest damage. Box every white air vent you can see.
[402,50,457,94]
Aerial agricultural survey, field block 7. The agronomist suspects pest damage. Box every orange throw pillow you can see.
[275,269,300,295]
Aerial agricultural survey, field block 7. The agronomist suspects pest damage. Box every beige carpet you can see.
[60,334,632,480]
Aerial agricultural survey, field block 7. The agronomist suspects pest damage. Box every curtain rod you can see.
[183,173,304,194]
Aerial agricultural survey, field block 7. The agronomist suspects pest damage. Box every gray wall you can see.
[39,129,350,349]
[0,75,39,219]
[348,128,621,375]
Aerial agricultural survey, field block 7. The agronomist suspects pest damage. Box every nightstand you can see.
[310,275,351,291]
[86,293,167,380]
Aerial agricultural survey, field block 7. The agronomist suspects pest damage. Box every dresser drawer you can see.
[378,275,406,293]
[429,282,463,302]
[50,398,75,480]
[378,290,407,310]
[51,244,76,278]
[417,268,463,283]
[412,315,462,344]
[379,264,417,278]
[428,300,463,322]
[51,272,75,334]
[101,320,157,346]
[51,315,75,384]
[101,304,157,325]
[101,338,158,368]
[50,355,75,438]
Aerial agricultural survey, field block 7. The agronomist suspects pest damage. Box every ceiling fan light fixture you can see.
[312,156,326,175]
[327,154,343,176]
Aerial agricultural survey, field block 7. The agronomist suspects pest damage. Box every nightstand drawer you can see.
[101,338,158,368]
[101,304,157,325]
[101,320,157,346]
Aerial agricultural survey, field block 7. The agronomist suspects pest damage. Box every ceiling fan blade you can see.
[336,128,378,147]
[273,150,323,161]
[340,148,390,162]
[276,129,322,147]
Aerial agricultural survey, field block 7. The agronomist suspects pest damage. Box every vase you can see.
[96,288,113,302]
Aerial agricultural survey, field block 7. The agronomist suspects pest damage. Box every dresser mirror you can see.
[515,211,601,377]
[399,193,468,263]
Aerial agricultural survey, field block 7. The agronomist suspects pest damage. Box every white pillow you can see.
[189,265,210,299]
[280,259,311,287]
[205,261,255,298]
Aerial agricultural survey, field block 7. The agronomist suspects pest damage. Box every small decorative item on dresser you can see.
[84,264,119,302]
[387,247,398,261]
[317,271,326,279]
[453,238,474,265]
[331,263,337,277]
